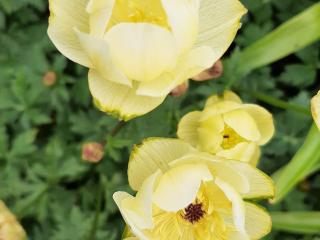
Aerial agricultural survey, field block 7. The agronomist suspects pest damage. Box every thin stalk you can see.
[88,180,103,240]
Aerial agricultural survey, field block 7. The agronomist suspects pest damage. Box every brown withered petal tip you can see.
[192,59,223,82]
[170,82,189,97]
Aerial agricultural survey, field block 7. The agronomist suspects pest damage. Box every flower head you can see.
[177,91,275,165]
[114,138,274,240]
[48,0,247,120]
[311,90,320,130]
[0,201,26,240]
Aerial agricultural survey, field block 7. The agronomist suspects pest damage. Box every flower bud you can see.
[82,142,104,163]
[192,59,223,81]
[170,82,189,97]
[0,201,26,240]
[42,71,57,86]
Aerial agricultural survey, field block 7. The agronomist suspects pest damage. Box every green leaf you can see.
[272,124,320,203]
[10,129,37,157]
[271,211,320,234]
[237,2,320,75]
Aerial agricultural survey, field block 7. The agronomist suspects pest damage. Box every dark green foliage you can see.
[0,0,319,239]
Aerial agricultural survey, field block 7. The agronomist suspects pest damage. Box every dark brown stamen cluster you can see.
[182,203,205,224]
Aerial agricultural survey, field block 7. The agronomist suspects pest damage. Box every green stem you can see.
[111,121,126,137]
[88,180,103,240]
[272,124,320,203]
[246,90,310,115]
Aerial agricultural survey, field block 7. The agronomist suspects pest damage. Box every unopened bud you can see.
[170,82,189,97]
[192,59,223,81]
[42,71,57,86]
[0,201,27,240]
[82,142,104,163]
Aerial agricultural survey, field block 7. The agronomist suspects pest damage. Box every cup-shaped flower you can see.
[311,90,320,130]
[0,201,27,240]
[48,0,247,120]
[177,91,275,165]
[114,138,274,240]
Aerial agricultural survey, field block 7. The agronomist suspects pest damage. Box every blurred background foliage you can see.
[0,0,319,239]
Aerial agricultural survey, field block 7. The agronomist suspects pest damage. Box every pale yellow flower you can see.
[114,138,274,240]
[311,90,320,130]
[177,91,275,166]
[48,0,247,120]
[0,201,27,240]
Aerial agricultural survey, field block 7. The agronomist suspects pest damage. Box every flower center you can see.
[107,0,170,30]
[221,125,246,149]
[182,202,205,224]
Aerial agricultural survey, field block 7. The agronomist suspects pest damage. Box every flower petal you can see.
[75,29,131,86]
[216,142,260,165]
[137,46,216,97]
[128,138,196,191]
[153,163,213,212]
[242,104,275,145]
[215,177,246,233]
[198,115,224,153]
[223,109,261,142]
[244,202,272,239]
[161,0,199,54]
[105,23,177,82]
[209,161,250,194]
[205,91,243,107]
[311,90,320,130]
[225,161,275,199]
[113,192,148,240]
[177,111,201,147]
[89,70,165,121]
[196,0,247,60]
[86,0,115,37]
[48,0,91,67]
[200,101,242,120]
[121,174,157,229]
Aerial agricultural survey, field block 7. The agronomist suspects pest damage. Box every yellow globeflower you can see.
[311,90,320,130]
[177,91,275,166]
[48,0,247,120]
[114,138,274,240]
[0,201,27,240]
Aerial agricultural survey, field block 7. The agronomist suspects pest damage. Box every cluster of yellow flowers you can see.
[115,91,275,240]
[46,0,280,239]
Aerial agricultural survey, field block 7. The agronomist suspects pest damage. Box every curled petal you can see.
[89,70,165,121]
[48,0,91,67]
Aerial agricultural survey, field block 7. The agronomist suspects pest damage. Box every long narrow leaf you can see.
[237,3,320,75]
[272,124,320,203]
[271,212,320,234]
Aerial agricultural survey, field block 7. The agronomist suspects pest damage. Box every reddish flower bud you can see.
[192,59,223,81]
[82,142,104,163]
[170,82,189,97]
[42,71,57,86]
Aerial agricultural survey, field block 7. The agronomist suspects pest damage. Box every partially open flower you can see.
[82,142,104,163]
[48,0,247,120]
[0,201,26,240]
[192,59,224,81]
[177,91,275,166]
[114,138,274,240]
[311,90,320,130]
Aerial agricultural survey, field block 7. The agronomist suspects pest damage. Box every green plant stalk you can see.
[271,212,320,234]
[244,90,310,115]
[272,124,320,203]
[236,2,320,75]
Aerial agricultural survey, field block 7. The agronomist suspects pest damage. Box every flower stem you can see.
[88,179,103,240]
[246,90,310,115]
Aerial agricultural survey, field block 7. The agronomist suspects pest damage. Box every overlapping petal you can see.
[89,70,165,121]
[48,0,91,67]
